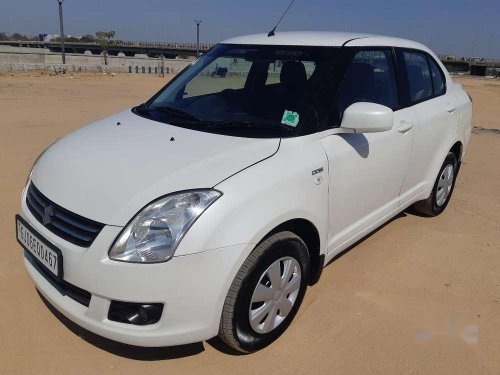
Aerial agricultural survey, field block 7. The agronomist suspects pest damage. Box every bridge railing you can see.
[116,40,215,50]
[0,39,215,51]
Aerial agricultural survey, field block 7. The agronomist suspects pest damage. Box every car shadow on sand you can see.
[37,291,246,359]
[37,292,204,360]
[36,209,417,360]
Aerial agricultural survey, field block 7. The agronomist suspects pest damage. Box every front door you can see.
[320,48,414,255]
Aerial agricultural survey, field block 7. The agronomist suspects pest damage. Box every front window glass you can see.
[135,44,338,137]
[335,49,398,121]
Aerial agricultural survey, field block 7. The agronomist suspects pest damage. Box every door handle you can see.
[446,103,457,113]
[398,120,413,133]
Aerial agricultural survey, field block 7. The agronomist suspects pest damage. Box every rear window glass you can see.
[402,51,433,103]
[428,57,445,96]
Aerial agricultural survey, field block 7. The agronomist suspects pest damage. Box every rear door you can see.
[320,48,414,254]
[395,49,458,202]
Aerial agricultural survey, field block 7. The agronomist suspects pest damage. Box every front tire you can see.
[413,152,459,216]
[218,231,310,353]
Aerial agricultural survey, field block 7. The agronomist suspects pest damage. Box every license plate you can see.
[16,215,63,280]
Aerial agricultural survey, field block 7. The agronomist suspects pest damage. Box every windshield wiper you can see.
[148,105,203,123]
[205,119,296,133]
[135,103,203,123]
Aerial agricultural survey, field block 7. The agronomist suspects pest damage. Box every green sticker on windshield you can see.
[281,110,300,127]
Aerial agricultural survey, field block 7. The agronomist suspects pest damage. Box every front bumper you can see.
[19,192,249,347]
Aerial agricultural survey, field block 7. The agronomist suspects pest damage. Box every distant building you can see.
[39,34,54,42]
[37,33,81,42]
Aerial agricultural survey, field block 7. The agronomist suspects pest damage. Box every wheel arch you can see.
[422,137,464,200]
[450,141,463,162]
[257,218,324,286]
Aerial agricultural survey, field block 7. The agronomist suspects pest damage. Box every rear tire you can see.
[218,231,310,353]
[413,152,459,216]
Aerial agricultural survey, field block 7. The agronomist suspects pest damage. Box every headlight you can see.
[109,190,221,263]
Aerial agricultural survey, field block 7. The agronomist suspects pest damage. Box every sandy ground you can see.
[0,72,499,374]
[455,76,500,130]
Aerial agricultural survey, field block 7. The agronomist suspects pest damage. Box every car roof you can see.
[221,31,432,53]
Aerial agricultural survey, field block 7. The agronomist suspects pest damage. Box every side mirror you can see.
[340,102,394,133]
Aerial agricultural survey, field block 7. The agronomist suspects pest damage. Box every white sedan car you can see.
[16,31,472,353]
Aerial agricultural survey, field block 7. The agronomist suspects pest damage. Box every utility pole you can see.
[428,32,435,48]
[195,20,201,57]
[486,35,494,60]
[469,30,478,67]
[58,0,66,64]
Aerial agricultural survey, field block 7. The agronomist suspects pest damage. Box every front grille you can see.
[25,250,92,307]
[26,183,104,247]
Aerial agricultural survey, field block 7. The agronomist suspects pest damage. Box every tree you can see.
[80,34,95,43]
[95,30,115,65]
[11,33,29,41]
[0,32,38,41]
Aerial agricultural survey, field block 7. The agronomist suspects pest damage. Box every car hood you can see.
[31,110,280,226]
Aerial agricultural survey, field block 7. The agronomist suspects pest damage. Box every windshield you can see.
[136,44,339,137]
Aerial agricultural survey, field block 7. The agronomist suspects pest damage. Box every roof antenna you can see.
[268,0,296,37]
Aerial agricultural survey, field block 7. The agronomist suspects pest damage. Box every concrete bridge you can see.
[1,40,499,76]
[0,40,214,58]
[442,59,500,76]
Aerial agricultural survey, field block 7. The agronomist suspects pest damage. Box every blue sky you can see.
[1,0,499,58]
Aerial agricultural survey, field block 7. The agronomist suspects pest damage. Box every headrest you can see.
[280,61,307,89]
[343,63,374,85]
[337,62,375,114]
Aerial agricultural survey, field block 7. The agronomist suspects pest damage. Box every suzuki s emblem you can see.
[42,204,54,226]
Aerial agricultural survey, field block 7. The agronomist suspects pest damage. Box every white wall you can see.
[0,46,191,74]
